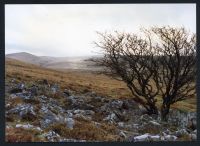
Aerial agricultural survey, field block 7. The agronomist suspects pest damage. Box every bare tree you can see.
[93,32,159,115]
[151,26,196,121]
[93,26,196,121]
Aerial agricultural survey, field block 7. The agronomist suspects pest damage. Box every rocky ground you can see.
[5,78,197,142]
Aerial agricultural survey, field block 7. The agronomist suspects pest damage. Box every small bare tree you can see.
[93,32,159,115]
[93,26,196,121]
[151,26,196,121]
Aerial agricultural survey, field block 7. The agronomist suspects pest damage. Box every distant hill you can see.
[6,52,42,65]
[6,52,102,70]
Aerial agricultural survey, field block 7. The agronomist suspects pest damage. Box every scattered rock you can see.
[40,95,48,100]
[5,103,11,109]
[30,85,38,96]
[114,111,127,121]
[173,129,189,137]
[187,117,197,131]
[72,109,95,120]
[162,135,177,141]
[16,123,34,129]
[63,89,73,96]
[51,84,59,94]
[66,110,73,118]
[60,139,86,142]
[132,124,139,129]
[39,101,67,128]
[168,110,196,128]
[149,135,160,141]
[189,133,197,140]
[149,120,161,126]
[103,113,118,123]
[73,109,95,116]
[8,104,36,120]
[93,121,101,128]
[42,131,62,142]
[138,119,161,135]
[66,95,77,104]
[9,94,18,99]
[6,125,12,129]
[162,129,172,135]
[122,99,139,110]
[110,100,123,109]
[5,80,197,142]
[40,111,64,129]
[140,114,153,122]
[66,118,75,129]
[16,123,42,131]
[133,133,150,142]
[16,92,32,100]
[11,78,16,83]
[131,133,177,142]
[119,131,127,138]
[192,129,197,135]
[16,83,25,90]
[118,122,125,128]
[93,96,102,102]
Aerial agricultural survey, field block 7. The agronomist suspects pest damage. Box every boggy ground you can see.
[5,58,197,142]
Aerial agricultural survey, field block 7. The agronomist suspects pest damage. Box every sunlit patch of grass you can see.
[171,101,196,112]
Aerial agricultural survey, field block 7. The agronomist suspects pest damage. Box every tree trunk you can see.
[161,103,170,121]
[143,103,158,115]
[145,103,158,115]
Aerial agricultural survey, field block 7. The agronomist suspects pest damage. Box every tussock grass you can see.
[47,119,121,141]
[6,127,45,142]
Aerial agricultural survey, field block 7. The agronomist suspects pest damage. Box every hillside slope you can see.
[6,52,100,70]
[6,52,51,66]
[5,58,197,142]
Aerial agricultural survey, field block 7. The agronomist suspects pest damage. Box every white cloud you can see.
[5,4,196,57]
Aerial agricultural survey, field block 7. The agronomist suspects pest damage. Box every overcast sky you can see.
[5,4,196,57]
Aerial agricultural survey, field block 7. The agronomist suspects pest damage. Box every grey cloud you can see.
[5,4,196,57]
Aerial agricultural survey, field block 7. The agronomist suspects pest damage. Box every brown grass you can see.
[8,97,24,109]
[6,127,45,142]
[138,125,161,135]
[177,134,193,141]
[47,118,121,141]
[5,58,197,112]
